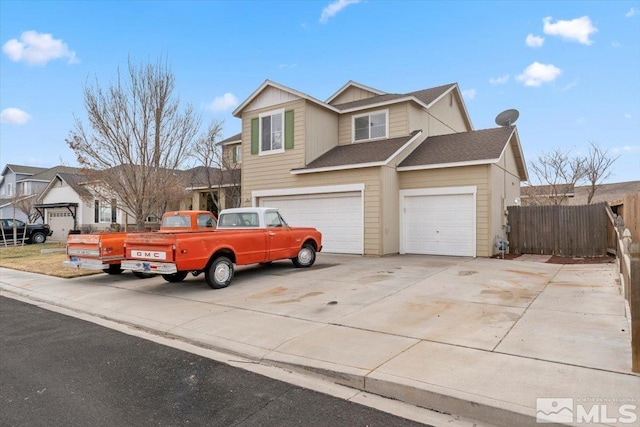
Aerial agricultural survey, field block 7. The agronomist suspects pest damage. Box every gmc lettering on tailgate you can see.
[130,250,167,260]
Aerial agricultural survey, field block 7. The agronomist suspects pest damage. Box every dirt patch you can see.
[545,255,615,265]
[490,253,615,264]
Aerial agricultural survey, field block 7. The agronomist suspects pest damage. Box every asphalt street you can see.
[0,296,429,427]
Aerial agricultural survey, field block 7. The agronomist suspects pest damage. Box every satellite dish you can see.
[495,109,519,126]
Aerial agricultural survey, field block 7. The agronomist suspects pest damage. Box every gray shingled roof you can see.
[57,172,92,199]
[218,133,241,145]
[399,126,515,168]
[332,83,455,111]
[184,166,240,187]
[293,131,421,171]
[3,164,48,176]
[20,166,84,182]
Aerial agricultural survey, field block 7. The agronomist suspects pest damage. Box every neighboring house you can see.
[520,181,640,206]
[183,165,241,215]
[520,184,575,206]
[570,181,640,206]
[232,80,527,257]
[184,132,242,214]
[0,164,48,222]
[36,171,143,240]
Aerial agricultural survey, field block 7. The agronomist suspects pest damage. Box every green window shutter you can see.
[232,146,237,162]
[284,110,294,150]
[251,118,259,154]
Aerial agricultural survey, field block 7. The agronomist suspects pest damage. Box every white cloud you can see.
[208,93,238,112]
[489,74,509,85]
[612,41,621,48]
[624,113,632,119]
[2,30,78,65]
[278,63,298,69]
[319,0,361,24]
[542,16,598,45]
[462,89,476,100]
[611,145,639,154]
[0,107,31,124]
[626,8,639,18]
[560,80,578,91]
[516,62,562,87]
[526,34,544,48]
[576,117,586,125]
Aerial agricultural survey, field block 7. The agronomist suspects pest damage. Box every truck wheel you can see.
[132,271,154,279]
[162,271,188,283]
[103,264,123,275]
[206,257,234,289]
[31,232,46,244]
[291,244,316,268]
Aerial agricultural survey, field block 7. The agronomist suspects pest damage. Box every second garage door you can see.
[259,191,363,254]
[401,188,476,257]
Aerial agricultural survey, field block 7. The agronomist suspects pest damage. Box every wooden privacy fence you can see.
[507,203,608,257]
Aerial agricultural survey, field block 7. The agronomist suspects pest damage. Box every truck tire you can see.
[132,271,154,279]
[30,232,46,244]
[103,264,123,275]
[206,256,234,289]
[291,243,316,268]
[162,271,188,283]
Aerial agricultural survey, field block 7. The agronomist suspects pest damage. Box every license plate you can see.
[143,262,150,271]
[71,256,79,261]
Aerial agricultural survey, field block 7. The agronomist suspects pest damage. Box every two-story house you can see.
[0,164,49,221]
[232,80,527,257]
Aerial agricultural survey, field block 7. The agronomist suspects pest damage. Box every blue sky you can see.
[1,0,639,183]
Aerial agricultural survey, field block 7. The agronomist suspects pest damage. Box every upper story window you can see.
[233,145,242,164]
[259,109,284,155]
[353,110,388,142]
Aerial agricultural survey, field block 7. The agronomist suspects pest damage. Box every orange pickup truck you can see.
[121,207,322,289]
[64,210,217,276]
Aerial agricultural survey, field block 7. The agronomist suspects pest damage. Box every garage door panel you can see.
[403,192,475,257]
[259,192,363,254]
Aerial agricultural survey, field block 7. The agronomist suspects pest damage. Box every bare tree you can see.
[190,121,241,213]
[67,57,200,229]
[584,141,618,204]
[528,148,587,205]
[14,194,41,223]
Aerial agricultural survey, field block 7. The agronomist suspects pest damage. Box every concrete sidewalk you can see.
[1,254,637,426]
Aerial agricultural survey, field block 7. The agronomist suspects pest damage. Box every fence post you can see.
[631,242,640,373]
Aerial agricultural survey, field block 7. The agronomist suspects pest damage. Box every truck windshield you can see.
[162,215,192,228]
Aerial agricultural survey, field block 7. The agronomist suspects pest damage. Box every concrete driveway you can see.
[1,253,637,426]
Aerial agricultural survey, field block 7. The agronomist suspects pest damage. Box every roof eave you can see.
[291,161,387,175]
[398,158,499,172]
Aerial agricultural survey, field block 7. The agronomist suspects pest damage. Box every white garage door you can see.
[47,210,75,242]
[259,192,363,254]
[402,190,475,257]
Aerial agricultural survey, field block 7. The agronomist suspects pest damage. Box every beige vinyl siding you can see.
[381,165,400,254]
[427,94,471,136]
[408,103,430,135]
[489,143,522,255]
[244,86,301,113]
[399,165,491,256]
[338,103,409,145]
[240,99,307,205]
[253,168,383,255]
[304,102,339,164]
[330,86,379,105]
